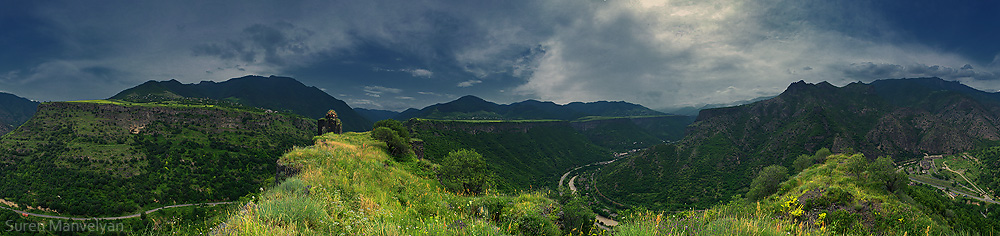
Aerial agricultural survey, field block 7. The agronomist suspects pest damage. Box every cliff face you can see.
[597,77,1000,211]
[0,101,314,216]
[686,78,1000,161]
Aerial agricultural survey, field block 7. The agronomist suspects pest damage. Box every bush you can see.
[560,195,596,234]
[748,165,789,200]
[374,119,410,142]
[793,154,815,173]
[372,127,412,161]
[440,149,490,195]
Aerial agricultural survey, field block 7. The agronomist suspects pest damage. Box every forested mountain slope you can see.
[112,75,372,131]
[0,99,313,216]
[598,77,1000,211]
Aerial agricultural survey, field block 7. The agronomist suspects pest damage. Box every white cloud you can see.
[404,68,433,78]
[510,0,998,109]
[363,85,402,94]
[457,80,482,87]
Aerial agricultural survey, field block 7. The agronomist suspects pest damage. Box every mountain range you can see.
[597,77,1000,210]
[0,92,39,136]
[391,95,669,121]
[112,75,372,131]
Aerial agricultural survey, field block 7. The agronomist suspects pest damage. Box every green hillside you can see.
[202,132,588,235]
[610,153,999,235]
[406,119,611,192]
[571,115,694,151]
[597,78,1000,212]
[111,75,373,132]
[0,99,313,217]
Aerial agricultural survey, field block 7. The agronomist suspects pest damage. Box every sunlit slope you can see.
[214,132,573,235]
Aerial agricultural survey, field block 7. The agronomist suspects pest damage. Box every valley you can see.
[2,76,1000,235]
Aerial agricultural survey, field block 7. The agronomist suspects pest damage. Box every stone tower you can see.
[318,110,343,135]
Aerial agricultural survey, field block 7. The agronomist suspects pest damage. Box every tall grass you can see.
[208,132,565,235]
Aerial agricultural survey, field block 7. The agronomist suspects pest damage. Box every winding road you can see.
[0,202,234,221]
[559,154,630,230]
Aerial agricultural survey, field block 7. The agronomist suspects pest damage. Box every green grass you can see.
[203,132,568,235]
[609,153,978,236]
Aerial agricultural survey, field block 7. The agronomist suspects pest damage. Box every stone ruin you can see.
[318,109,343,135]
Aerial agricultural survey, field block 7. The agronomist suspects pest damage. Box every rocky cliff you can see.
[597,77,1000,211]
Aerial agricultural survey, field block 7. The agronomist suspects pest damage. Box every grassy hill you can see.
[0,99,313,217]
[406,119,611,192]
[202,132,584,235]
[111,75,372,132]
[610,153,999,235]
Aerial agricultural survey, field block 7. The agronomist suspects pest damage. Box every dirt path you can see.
[942,161,992,201]
[0,202,234,221]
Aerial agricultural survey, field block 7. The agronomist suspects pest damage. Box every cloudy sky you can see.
[1,0,998,111]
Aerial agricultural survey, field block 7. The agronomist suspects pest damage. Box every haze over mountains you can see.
[361,95,671,121]
[0,92,40,136]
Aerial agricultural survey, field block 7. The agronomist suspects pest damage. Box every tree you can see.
[868,156,906,193]
[845,154,868,177]
[440,149,489,195]
[748,165,789,200]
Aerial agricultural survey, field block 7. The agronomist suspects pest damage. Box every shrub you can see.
[371,127,412,161]
[560,195,596,234]
[374,119,410,142]
[440,149,490,195]
[748,165,789,200]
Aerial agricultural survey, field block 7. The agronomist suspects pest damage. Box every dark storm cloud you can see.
[1,0,998,108]
[193,22,314,65]
[842,62,999,81]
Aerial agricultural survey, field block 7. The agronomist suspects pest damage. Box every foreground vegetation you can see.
[608,152,998,235]
[203,132,595,235]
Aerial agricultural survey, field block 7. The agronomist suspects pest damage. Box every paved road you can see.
[0,202,234,221]
[568,175,579,193]
[942,161,992,201]
[909,177,998,204]
[559,155,628,231]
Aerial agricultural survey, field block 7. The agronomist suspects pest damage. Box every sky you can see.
[1,0,998,111]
